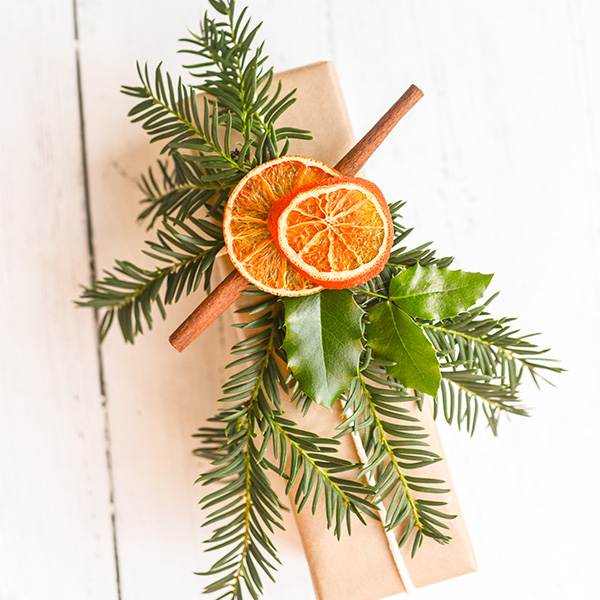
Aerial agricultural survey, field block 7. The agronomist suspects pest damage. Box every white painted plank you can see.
[327,1,600,598]
[76,1,221,592]
[75,1,329,598]
[0,2,119,599]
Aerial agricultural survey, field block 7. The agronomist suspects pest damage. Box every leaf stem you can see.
[230,309,277,597]
[142,84,245,173]
[421,321,537,374]
[358,372,424,533]
[353,287,389,300]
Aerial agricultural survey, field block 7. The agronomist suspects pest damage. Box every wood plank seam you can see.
[73,1,123,597]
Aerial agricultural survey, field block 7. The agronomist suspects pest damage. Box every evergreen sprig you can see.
[180,0,312,160]
[341,358,454,557]
[76,216,223,342]
[195,297,284,600]
[122,62,248,224]
[119,0,311,229]
[353,201,561,435]
[78,0,310,342]
[422,294,562,434]
[194,293,376,598]
[137,153,230,227]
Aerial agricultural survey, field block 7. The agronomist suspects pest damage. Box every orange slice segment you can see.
[267,176,394,289]
[223,156,339,296]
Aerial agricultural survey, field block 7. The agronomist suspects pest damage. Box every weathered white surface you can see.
[2,1,599,599]
[0,1,118,599]
[76,1,312,598]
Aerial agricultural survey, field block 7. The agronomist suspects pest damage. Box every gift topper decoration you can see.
[170,86,422,350]
[77,1,562,598]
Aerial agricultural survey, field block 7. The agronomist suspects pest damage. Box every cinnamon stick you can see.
[169,84,424,352]
[169,269,249,352]
[334,84,423,176]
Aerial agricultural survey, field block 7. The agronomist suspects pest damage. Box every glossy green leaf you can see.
[283,290,364,408]
[389,265,493,319]
[365,302,440,396]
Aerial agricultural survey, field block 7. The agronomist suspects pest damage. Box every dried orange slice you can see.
[267,176,393,288]
[223,156,339,296]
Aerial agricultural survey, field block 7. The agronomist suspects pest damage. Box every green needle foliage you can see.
[77,215,224,342]
[77,1,562,598]
[422,294,562,434]
[353,201,562,436]
[193,293,375,598]
[194,297,286,600]
[340,356,455,557]
[77,0,310,344]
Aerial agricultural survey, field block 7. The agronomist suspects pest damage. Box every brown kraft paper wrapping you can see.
[216,61,477,599]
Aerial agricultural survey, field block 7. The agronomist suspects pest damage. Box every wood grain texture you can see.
[76,2,225,597]
[0,2,119,598]
[2,1,600,599]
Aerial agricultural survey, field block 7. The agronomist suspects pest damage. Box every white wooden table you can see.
[2,1,599,598]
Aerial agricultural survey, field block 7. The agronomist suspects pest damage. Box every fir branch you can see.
[198,296,283,600]
[265,413,378,538]
[200,430,282,600]
[77,217,223,343]
[422,293,563,385]
[137,153,231,227]
[124,0,311,229]
[182,2,271,138]
[354,202,560,435]
[121,60,252,226]
[180,0,311,158]
[437,368,526,435]
[341,361,454,557]
[196,293,377,597]
[421,294,563,434]
[122,62,247,171]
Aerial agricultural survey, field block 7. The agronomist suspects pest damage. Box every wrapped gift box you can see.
[210,61,477,600]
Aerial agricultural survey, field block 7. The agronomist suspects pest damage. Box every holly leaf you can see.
[283,289,364,409]
[390,265,493,320]
[365,302,440,396]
